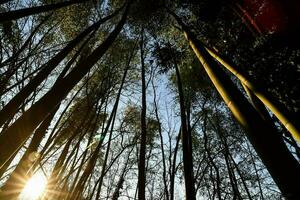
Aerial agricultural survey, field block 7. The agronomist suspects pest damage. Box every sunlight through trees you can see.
[0,0,299,199]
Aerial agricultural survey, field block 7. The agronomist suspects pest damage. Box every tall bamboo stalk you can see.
[205,46,300,143]
[168,9,300,199]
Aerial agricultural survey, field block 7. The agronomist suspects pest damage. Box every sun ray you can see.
[19,172,47,200]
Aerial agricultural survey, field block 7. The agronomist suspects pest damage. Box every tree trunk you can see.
[111,152,131,200]
[138,28,147,200]
[152,79,169,200]
[0,9,121,127]
[95,61,130,199]
[0,109,56,200]
[0,0,87,23]
[71,59,129,199]
[202,115,222,200]
[174,60,196,200]
[169,10,300,199]
[170,128,180,200]
[205,45,300,143]
[0,4,128,174]
[0,14,51,69]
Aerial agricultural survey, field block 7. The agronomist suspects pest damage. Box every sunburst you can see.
[19,172,47,200]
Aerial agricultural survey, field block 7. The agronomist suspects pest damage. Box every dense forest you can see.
[0,0,299,199]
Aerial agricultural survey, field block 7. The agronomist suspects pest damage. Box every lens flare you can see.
[19,172,47,200]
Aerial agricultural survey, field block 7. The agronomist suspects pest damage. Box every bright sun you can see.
[19,172,47,200]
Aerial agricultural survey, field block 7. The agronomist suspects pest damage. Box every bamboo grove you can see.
[0,0,299,199]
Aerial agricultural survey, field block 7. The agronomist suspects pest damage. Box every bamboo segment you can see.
[205,47,300,143]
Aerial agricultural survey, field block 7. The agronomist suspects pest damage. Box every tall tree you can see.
[0,2,130,171]
[137,28,147,200]
[169,11,300,198]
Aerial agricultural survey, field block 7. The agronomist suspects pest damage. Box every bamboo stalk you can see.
[205,46,300,143]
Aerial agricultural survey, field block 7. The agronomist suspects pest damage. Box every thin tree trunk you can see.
[170,128,181,200]
[111,150,131,200]
[69,107,116,199]
[174,59,196,200]
[223,150,242,200]
[246,142,264,200]
[0,151,18,179]
[70,58,130,199]
[202,115,222,200]
[0,16,51,96]
[0,14,51,69]
[0,4,129,171]
[0,9,121,127]
[138,28,147,200]
[211,114,252,200]
[0,37,88,173]
[0,109,56,200]
[152,78,169,200]
[0,0,87,23]
[65,127,95,199]
[63,91,108,199]
[36,69,101,163]
[45,121,91,199]
[67,122,104,199]
[95,62,131,199]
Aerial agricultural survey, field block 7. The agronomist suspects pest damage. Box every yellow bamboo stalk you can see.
[205,47,300,143]
[183,31,250,129]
